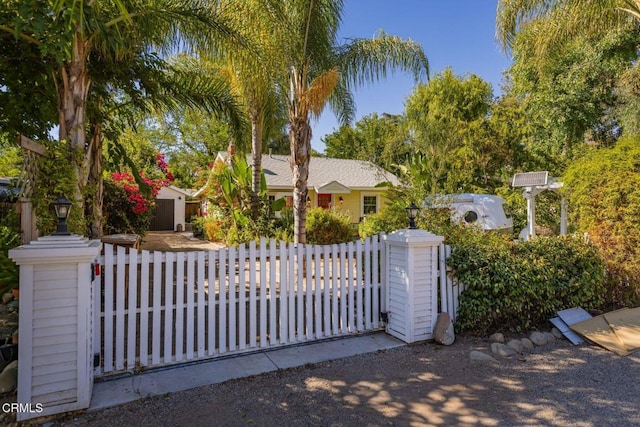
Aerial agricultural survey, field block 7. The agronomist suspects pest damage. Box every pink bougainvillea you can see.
[110,171,166,214]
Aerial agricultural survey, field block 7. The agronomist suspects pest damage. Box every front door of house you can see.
[317,193,332,209]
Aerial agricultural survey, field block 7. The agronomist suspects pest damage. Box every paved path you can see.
[50,334,640,426]
[139,231,223,252]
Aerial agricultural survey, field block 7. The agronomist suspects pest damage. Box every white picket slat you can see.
[103,245,114,372]
[258,239,267,347]
[115,246,126,371]
[339,243,347,333]
[186,252,195,360]
[249,241,257,348]
[269,239,277,345]
[197,251,206,357]
[322,245,330,337]
[218,248,227,354]
[139,250,150,367]
[126,249,139,370]
[331,244,339,335]
[238,244,247,350]
[372,236,379,329]
[152,251,162,365]
[228,247,236,352]
[364,238,372,330]
[163,252,174,364]
[296,244,304,342]
[175,252,184,362]
[207,250,216,356]
[279,242,288,344]
[288,243,296,343]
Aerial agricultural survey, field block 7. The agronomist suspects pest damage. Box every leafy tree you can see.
[323,113,409,170]
[496,0,637,55]
[509,23,640,155]
[404,69,497,194]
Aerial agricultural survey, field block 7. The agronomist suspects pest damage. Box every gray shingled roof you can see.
[254,154,401,190]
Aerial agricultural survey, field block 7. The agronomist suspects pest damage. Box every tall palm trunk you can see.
[56,32,91,221]
[250,110,263,220]
[289,116,312,244]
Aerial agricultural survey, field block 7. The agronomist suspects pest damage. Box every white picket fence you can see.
[94,235,385,377]
[438,244,465,322]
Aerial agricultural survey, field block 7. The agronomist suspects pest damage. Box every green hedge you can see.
[449,235,605,333]
[563,136,640,306]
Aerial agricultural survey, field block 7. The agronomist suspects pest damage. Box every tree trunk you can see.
[56,32,91,233]
[289,116,312,244]
[250,111,263,220]
[86,124,104,238]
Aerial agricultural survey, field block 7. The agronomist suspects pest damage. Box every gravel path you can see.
[46,335,640,427]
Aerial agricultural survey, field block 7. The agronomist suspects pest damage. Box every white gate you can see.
[438,244,465,322]
[94,235,385,377]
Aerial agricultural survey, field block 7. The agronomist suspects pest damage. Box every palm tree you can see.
[0,0,244,233]
[277,0,429,243]
[213,0,288,220]
[496,0,636,53]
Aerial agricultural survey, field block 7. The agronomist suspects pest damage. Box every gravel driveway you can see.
[50,335,639,427]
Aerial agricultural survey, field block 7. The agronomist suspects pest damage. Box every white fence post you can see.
[9,235,101,421]
[383,229,444,343]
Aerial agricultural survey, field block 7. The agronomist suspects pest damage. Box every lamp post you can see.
[406,202,419,229]
[53,194,72,236]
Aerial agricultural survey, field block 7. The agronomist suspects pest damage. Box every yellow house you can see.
[203,152,402,225]
[258,154,401,224]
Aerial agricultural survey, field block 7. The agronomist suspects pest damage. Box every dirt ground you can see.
[139,231,223,252]
[40,334,640,427]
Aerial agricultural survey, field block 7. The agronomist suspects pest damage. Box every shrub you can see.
[0,225,20,294]
[103,172,164,236]
[449,235,605,334]
[306,208,353,245]
[358,203,407,238]
[563,136,640,306]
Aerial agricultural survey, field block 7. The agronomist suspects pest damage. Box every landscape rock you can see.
[551,327,563,339]
[469,350,497,362]
[491,342,517,357]
[0,360,17,393]
[544,332,557,343]
[507,339,524,354]
[433,312,455,346]
[521,338,534,352]
[1,293,13,304]
[489,333,504,343]
[530,331,548,346]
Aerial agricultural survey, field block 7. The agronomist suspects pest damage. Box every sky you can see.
[311,0,513,153]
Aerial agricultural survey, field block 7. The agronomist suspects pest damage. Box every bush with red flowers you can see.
[103,153,173,236]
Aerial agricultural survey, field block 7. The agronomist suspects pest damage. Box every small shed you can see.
[150,185,191,231]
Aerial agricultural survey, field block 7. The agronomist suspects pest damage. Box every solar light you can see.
[53,194,72,236]
[406,203,419,229]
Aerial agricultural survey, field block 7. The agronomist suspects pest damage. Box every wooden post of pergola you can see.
[17,135,48,244]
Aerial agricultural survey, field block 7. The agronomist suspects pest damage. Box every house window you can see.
[363,195,378,215]
[318,193,332,209]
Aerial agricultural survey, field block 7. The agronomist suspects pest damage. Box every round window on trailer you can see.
[463,210,478,223]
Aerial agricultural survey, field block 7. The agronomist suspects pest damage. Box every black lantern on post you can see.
[53,194,72,236]
[406,202,419,229]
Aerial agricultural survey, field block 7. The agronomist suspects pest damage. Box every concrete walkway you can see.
[90,332,405,412]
